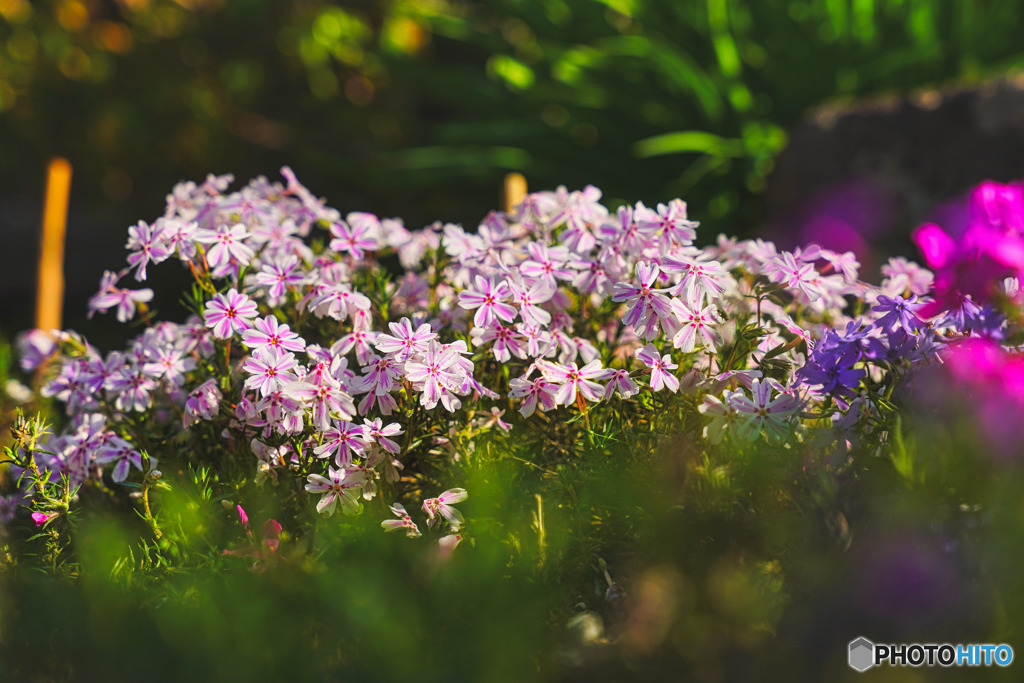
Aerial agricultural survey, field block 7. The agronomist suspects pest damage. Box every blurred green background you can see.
[4,0,1024,335]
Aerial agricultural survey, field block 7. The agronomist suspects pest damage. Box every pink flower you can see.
[661,256,726,303]
[470,322,527,363]
[381,503,421,537]
[184,379,222,427]
[635,344,679,393]
[250,255,308,306]
[422,488,468,530]
[458,275,517,328]
[508,371,558,417]
[405,341,461,411]
[537,359,609,406]
[729,379,799,441]
[243,348,299,397]
[314,420,367,467]
[519,243,573,285]
[329,215,381,259]
[195,223,255,276]
[507,279,555,327]
[603,369,639,399]
[670,298,723,353]
[241,315,306,354]
[203,288,259,339]
[32,511,58,527]
[362,418,404,454]
[634,198,698,250]
[374,317,437,361]
[305,467,367,516]
[611,261,675,340]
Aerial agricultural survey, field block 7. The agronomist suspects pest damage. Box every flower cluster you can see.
[11,170,1024,549]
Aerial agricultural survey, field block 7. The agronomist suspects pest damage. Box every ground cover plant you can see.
[2,170,1024,680]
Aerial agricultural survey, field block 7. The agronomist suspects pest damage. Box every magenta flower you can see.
[422,488,468,530]
[32,511,58,527]
[203,288,259,339]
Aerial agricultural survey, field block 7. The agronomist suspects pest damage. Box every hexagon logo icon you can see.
[849,637,875,672]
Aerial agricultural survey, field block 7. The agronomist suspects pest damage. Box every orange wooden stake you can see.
[503,172,527,214]
[36,157,72,332]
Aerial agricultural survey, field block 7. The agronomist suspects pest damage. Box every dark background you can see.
[5,0,1024,341]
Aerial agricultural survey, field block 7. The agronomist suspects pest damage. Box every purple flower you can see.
[88,270,154,323]
[872,294,924,332]
[125,220,171,281]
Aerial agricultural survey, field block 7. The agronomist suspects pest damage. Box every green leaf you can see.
[632,130,745,159]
